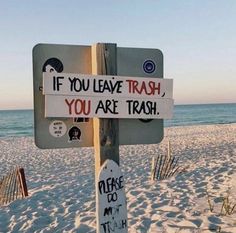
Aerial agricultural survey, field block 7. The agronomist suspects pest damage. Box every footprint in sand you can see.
[166,211,179,218]
[208,215,223,225]
[189,218,203,228]
[151,200,169,209]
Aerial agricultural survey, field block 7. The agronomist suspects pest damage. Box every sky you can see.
[0,0,235,110]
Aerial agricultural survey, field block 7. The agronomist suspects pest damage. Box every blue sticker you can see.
[143,60,156,74]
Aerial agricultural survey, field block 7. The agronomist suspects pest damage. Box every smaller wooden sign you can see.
[45,95,173,119]
[43,72,173,99]
[96,160,128,233]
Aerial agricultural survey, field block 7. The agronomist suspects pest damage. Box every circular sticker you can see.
[143,60,156,74]
[68,126,81,142]
[49,121,67,138]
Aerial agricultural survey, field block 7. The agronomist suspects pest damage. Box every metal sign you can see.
[33,43,170,149]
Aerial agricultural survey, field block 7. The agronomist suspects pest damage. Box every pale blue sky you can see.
[0,0,235,109]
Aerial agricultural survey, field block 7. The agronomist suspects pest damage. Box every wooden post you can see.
[151,157,156,180]
[167,140,171,158]
[92,43,119,178]
[18,168,28,197]
[92,43,128,233]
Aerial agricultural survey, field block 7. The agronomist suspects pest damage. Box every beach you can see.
[0,123,236,232]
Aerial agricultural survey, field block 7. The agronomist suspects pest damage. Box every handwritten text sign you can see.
[96,160,128,233]
[43,72,173,99]
[45,95,174,118]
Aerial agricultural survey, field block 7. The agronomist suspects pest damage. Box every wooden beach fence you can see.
[151,141,181,180]
[0,167,28,206]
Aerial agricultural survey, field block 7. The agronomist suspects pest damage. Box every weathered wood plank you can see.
[96,160,128,233]
[92,43,119,177]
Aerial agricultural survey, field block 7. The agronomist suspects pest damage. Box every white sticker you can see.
[49,120,67,138]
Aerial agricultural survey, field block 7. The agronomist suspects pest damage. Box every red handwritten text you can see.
[65,98,91,115]
[126,80,160,95]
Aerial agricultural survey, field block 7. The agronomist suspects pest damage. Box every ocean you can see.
[0,103,235,138]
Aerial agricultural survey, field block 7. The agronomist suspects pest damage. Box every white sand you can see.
[0,124,236,233]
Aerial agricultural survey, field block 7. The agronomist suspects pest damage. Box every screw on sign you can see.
[96,160,128,233]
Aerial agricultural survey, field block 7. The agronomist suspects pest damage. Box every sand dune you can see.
[0,124,236,232]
